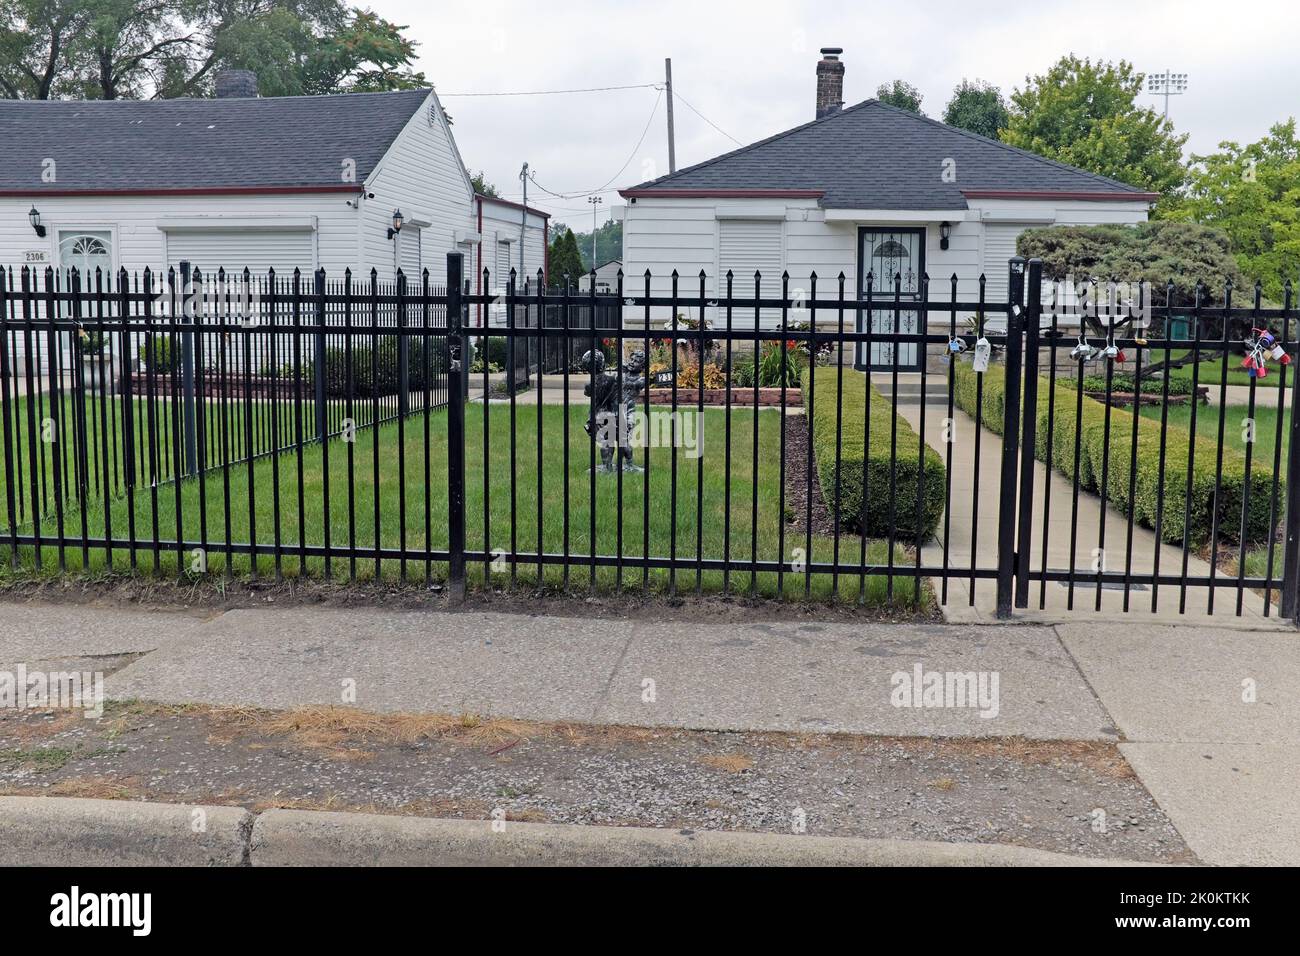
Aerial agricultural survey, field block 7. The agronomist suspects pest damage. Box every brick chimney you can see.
[215,69,258,98]
[815,48,844,119]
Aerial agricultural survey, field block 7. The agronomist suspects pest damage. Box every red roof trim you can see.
[618,188,825,199]
[475,193,551,219]
[0,185,363,198]
[961,189,1159,202]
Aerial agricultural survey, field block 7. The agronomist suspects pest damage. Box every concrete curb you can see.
[0,797,1155,866]
[249,809,1141,867]
[0,796,251,867]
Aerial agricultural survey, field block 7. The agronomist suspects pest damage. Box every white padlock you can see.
[972,337,991,373]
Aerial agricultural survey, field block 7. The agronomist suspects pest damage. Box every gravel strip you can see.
[0,702,1192,863]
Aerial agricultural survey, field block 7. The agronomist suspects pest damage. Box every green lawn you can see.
[0,404,923,606]
[1164,348,1286,389]
[0,390,398,525]
[1137,401,1290,592]
[1138,401,1290,470]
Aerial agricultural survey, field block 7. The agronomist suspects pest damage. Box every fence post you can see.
[1014,258,1043,608]
[313,268,328,441]
[446,252,467,605]
[397,270,410,417]
[178,260,198,477]
[1280,280,1300,622]
[996,257,1027,619]
[119,268,135,491]
[0,268,17,566]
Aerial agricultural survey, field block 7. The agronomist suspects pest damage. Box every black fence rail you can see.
[1,254,1297,623]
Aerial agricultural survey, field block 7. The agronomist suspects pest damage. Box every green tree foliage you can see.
[299,9,424,94]
[469,171,499,198]
[1001,56,1187,204]
[874,79,923,115]
[546,228,584,289]
[0,0,94,98]
[1016,221,1245,308]
[942,78,1008,140]
[570,219,622,272]
[1166,120,1300,303]
[0,0,424,99]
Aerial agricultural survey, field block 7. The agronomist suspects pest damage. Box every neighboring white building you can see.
[0,76,548,308]
[473,193,549,329]
[578,258,623,293]
[619,48,1155,370]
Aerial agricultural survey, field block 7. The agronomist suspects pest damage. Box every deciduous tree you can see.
[875,79,923,115]
[1167,120,1300,303]
[942,78,1008,140]
[1001,56,1187,205]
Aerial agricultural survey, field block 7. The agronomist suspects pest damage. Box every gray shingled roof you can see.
[0,89,432,192]
[625,99,1152,208]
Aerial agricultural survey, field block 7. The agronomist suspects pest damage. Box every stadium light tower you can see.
[1145,70,1188,120]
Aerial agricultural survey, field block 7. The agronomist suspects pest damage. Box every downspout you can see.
[543,218,549,289]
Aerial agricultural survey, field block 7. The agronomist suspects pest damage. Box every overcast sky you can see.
[379,0,1297,231]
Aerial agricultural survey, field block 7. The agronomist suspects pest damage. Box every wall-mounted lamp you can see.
[939,221,950,251]
[387,208,404,241]
[29,206,46,238]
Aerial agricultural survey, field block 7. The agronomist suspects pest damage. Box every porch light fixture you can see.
[387,208,404,240]
[29,206,46,238]
[939,221,950,250]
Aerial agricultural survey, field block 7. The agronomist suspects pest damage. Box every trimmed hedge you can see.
[803,366,946,540]
[951,361,1273,546]
[310,336,442,398]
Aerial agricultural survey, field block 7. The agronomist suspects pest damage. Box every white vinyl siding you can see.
[718,219,783,327]
[165,228,315,278]
[981,223,1026,305]
[360,92,473,280]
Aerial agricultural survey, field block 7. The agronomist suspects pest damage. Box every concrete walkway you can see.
[889,383,1284,628]
[1057,621,1300,866]
[1,599,1295,864]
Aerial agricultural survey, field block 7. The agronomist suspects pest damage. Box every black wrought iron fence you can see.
[1,254,1296,623]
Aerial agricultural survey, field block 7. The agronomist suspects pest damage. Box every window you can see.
[58,230,112,276]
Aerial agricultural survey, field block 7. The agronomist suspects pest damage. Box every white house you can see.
[618,48,1156,370]
[578,258,623,293]
[0,73,548,321]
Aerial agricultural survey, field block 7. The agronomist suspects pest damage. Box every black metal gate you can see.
[997,258,1300,620]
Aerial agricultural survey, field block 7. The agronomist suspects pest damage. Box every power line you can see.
[527,89,663,199]
[438,82,660,97]
[671,87,744,146]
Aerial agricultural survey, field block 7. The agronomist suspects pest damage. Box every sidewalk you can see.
[1,599,1295,864]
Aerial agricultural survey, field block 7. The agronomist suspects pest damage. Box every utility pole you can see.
[587,195,603,271]
[664,57,676,174]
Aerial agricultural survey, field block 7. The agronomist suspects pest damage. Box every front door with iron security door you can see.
[857,227,925,371]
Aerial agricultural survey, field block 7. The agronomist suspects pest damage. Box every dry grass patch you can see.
[0,709,83,743]
[0,774,144,800]
[699,754,754,773]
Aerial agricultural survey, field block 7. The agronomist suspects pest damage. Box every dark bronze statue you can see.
[578,348,649,473]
